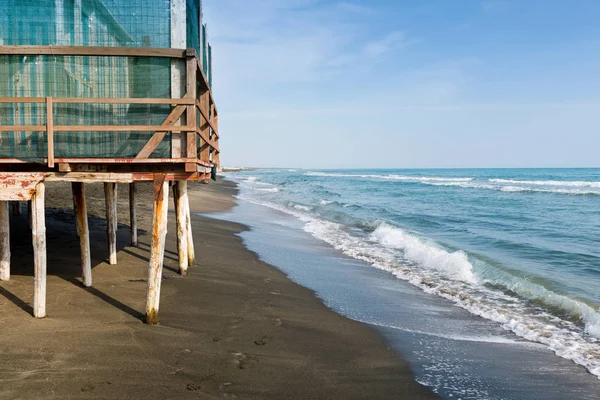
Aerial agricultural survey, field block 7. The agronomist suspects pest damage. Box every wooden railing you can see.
[0,46,220,171]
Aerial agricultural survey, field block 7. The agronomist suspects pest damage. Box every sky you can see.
[204,0,600,169]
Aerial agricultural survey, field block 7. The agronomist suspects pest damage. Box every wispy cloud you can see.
[205,0,411,90]
[482,0,511,12]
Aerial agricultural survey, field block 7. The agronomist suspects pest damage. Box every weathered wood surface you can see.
[174,181,189,275]
[0,45,187,59]
[46,96,54,168]
[0,173,47,201]
[104,183,118,265]
[135,105,187,160]
[0,201,10,281]
[145,175,169,325]
[31,182,46,318]
[129,183,138,246]
[73,182,92,287]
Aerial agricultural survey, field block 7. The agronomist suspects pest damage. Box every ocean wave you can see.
[236,194,600,378]
[370,223,478,284]
[490,179,600,188]
[305,172,473,183]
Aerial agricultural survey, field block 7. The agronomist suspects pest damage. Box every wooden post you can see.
[73,182,92,287]
[174,181,189,275]
[199,89,210,163]
[129,182,137,246]
[185,195,195,267]
[0,201,10,281]
[145,176,169,325]
[104,183,118,265]
[72,183,80,237]
[170,0,186,158]
[185,56,197,172]
[47,96,54,168]
[32,182,46,318]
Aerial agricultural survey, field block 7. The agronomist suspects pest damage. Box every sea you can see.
[214,168,600,399]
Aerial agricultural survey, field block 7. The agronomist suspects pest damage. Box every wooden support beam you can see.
[185,192,195,267]
[32,182,46,318]
[186,57,198,163]
[174,181,189,275]
[104,183,118,265]
[129,183,137,246]
[145,175,169,325]
[0,201,10,281]
[0,45,187,59]
[73,183,92,287]
[134,105,187,159]
[47,97,54,168]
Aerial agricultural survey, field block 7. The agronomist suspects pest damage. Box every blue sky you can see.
[204,0,600,168]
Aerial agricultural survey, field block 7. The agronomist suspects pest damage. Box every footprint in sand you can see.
[271,317,283,327]
[232,352,258,370]
[253,336,271,346]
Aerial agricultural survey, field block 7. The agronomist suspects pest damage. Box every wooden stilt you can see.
[72,183,80,237]
[145,176,169,325]
[129,182,137,246]
[73,182,92,287]
[174,181,189,276]
[32,182,46,318]
[0,201,10,281]
[185,189,195,267]
[104,182,118,265]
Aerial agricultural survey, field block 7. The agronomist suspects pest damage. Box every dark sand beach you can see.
[0,179,436,399]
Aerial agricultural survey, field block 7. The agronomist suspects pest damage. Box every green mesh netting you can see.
[0,0,212,163]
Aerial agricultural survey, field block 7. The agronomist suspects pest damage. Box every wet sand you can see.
[0,179,436,399]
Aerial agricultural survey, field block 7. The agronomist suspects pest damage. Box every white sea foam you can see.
[305,172,473,183]
[256,187,279,193]
[370,224,478,284]
[490,179,600,188]
[304,172,600,195]
[236,192,600,379]
[293,204,312,211]
[320,200,334,205]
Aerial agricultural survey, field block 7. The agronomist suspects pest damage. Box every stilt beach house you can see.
[0,0,219,324]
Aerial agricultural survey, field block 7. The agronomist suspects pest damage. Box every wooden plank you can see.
[47,97,54,168]
[55,157,210,165]
[32,182,46,318]
[195,99,218,135]
[174,181,189,275]
[129,183,137,246]
[0,126,46,132]
[53,125,196,132]
[73,182,92,287]
[0,125,194,133]
[0,174,46,201]
[0,201,10,281]
[0,97,45,104]
[186,57,198,161]
[171,0,187,159]
[0,97,195,105]
[145,175,169,325]
[135,105,187,159]
[0,46,186,58]
[104,183,118,265]
[195,128,220,152]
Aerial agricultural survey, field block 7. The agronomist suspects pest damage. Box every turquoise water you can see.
[224,168,600,379]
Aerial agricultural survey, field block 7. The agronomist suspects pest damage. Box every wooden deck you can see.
[0,46,220,324]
